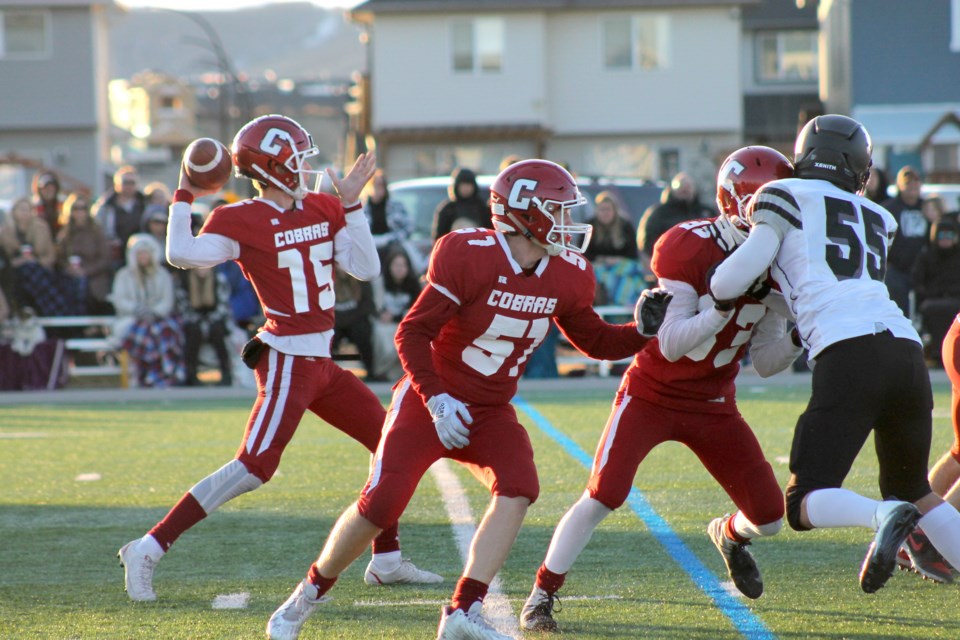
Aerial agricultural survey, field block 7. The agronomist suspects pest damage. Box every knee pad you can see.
[190,459,263,514]
[785,483,813,531]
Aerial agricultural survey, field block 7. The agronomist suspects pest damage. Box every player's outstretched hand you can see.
[426,393,473,450]
[327,152,377,205]
[635,287,673,337]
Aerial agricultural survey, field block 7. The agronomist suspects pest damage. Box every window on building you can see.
[659,149,679,181]
[755,30,818,83]
[159,95,183,110]
[932,143,959,173]
[451,17,504,73]
[952,0,960,52]
[0,10,49,58]
[602,14,669,71]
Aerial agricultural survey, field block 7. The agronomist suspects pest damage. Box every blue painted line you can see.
[514,395,776,640]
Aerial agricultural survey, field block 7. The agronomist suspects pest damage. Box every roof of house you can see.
[352,0,758,16]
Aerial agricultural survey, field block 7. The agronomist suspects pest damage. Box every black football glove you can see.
[705,262,735,312]
[635,287,673,337]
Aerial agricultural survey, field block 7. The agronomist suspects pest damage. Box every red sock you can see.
[535,564,566,595]
[725,513,749,544]
[148,492,207,552]
[451,577,488,612]
[372,522,401,554]
[307,564,338,598]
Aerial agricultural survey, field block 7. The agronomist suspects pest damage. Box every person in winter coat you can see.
[110,233,184,387]
[431,167,491,242]
[913,214,960,366]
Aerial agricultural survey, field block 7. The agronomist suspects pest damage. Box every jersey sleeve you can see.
[748,182,802,240]
[651,225,710,295]
[426,231,487,306]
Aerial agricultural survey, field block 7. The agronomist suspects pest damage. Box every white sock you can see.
[805,488,878,529]
[543,493,611,575]
[919,503,960,569]
[370,550,401,572]
[139,534,165,562]
[732,511,782,539]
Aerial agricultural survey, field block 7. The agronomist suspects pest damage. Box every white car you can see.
[388,174,665,266]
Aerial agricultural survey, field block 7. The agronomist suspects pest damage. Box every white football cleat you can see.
[436,601,512,640]
[118,539,158,602]
[364,557,443,585]
[520,585,560,632]
[266,579,328,640]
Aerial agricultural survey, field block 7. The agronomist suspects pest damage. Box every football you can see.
[182,137,232,191]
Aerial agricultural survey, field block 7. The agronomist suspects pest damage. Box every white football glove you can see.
[426,393,473,450]
[634,287,673,337]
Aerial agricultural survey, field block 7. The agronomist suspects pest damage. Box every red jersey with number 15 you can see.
[201,192,346,336]
[623,218,770,413]
[400,228,646,406]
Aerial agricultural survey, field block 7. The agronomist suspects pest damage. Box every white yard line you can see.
[212,592,250,609]
[428,458,522,639]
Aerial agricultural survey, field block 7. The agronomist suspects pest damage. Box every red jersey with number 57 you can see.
[623,218,769,413]
[200,192,345,336]
[398,228,647,406]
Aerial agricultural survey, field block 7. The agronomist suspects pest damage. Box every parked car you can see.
[388,174,666,266]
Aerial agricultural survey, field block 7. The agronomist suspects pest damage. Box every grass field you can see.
[1,378,958,639]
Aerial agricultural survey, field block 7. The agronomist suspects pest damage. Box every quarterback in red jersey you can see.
[265,159,672,640]
[521,147,801,632]
[118,115,440,605]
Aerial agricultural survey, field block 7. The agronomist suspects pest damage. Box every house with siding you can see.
[0,0,113,196]
[819,0,960,180]
[350,0,820,189]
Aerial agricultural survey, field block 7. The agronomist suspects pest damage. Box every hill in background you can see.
[108,2,366,83]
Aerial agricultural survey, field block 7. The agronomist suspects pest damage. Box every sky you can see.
[118,0,363,10]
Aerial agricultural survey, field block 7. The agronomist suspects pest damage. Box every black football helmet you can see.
[794,114,873,194]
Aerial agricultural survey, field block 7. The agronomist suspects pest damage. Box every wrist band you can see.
[173,189,195,204]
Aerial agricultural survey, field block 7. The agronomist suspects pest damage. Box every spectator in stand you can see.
[371,248,422,382]
[912,215,960,368]
[143,181,172,209]
[217,260,261,335]
[32,171,63,236]
[55,193,114,316]
[0,197,83,316]
[637,172,714,275]
[332,265,380,381]
[431,167,491,242]
[584,191,638,265]
[93,166,148,270]
[110,233,184,387]
[882,166,927,317]
[864,166,890,204]
[364,169,426,273]
[141,205,173,268]
[175,266,233,387]
[923,195,948,226]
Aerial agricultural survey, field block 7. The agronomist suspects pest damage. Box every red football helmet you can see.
[716,146,793,243]
[231,114,320,200]
[489,159,591,255]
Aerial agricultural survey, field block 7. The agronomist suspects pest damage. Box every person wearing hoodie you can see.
[431,167,491,242]
[109,233,184,387]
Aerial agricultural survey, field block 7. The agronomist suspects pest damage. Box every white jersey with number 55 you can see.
[749,177,919,357]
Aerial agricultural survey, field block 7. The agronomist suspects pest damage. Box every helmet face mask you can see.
[794,114,873,194]
[231,115,320,200]
[715,146,794,245]
[490,160,592,255]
